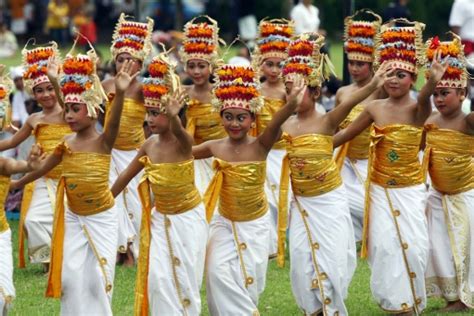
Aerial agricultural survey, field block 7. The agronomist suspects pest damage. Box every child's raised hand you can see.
[46,57,61,81]
[115,59,139,92]
[27,144,46,171]
[165,88,187,118]
[286,75,306,108]
[373,62,396,88]
[429,49,449,83]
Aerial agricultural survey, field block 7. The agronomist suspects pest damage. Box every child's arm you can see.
[333,106,374,148]
[0,118,34,151]
[1,158,30,176]
[102,59,139,151]
[192,141,214,160]
[111,146,146,197]
[257,76,306,151]
[416,50,448,123]
[16,145,62,185]
[47,57,64,108]
[326,62,394,131]
[466,111,474,134]
[164,89,193,153]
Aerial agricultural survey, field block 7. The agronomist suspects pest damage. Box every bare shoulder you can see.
[101,77,115,93]
[424,111,439,125]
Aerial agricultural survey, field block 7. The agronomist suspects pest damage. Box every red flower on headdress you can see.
[429,36,440,50]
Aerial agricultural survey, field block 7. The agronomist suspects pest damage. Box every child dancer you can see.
[102,13,154,263]
[0,42,71,269]
[112,53,208,316]
[423,34,474,312]
[334,10,382,243]
[279,33,392,316]
[27,44,137,315]
[253,18,293,258]
[180,16,227,195]
[334,19,445,314]
[193,61,304,314]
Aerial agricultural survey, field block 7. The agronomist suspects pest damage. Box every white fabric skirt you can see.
[0,228,14,315]
[194,158,214,196]
[289,185,356,315]
[206,212,270,315]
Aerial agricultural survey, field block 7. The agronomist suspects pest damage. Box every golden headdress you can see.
[22,41,60,93]
[212,63,263,113]
[143,50,181,110]
[255,18,294,62]
[179,15,221,66]
[425,33,468,89]
[374,18,425,73]
[0,66,13,132]
[282,33,335,87]
[59,44,107,119]
[111,13,154,61]
[344,9,382,63]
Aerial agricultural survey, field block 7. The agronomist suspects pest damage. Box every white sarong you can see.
[0,229,14,315]
[206,212,270,315]
[290,185,356,315]
[426,188,474,307]
[147,204,208,315]
[60,205,118,316]
[110,148,141,257]
[368,183,429,313]
[24,177,57,263]
[265,148,290,257]
[194,158,214,196]
[340,157,368,242]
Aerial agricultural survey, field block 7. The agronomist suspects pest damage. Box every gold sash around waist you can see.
[185,99,226,144]
[250,97,286,149]
[0,175,11,232]
[424,124,473,195]
[105,96,146,150]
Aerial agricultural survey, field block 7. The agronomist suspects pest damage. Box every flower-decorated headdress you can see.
[142,50,181,110]
[254,18,294,62]
[282,33,335,87]
[212,63,263,113]
[22,41,60,93]
[425,33,468,89]
[344,9,382,63]
[0,66,13,132]
[59,43,107,118]
[179,15,221,66]
[111,13,154,62]
[374,18,425,73]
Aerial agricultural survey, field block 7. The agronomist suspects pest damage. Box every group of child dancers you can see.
[0,8,472,316]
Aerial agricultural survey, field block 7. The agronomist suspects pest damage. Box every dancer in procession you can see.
[112,52,208,316]
[423,33,474,313]
[1,42,71,270]
[102,13,154,265]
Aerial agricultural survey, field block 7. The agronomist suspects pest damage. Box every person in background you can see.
[383,0,411,22]
[46,0,69,45]
[10,67,29,130]
[291,0,320,35]
[9,0,27,42]
[0,22,18,58]
[72,7,97,52]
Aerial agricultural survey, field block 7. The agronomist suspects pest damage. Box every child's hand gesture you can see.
[372,62,396,88]
[46,57,61,81]
[165,88,187,118]
[115,59,139,93]
[429,49,449,83]
[27,144,46,171]
[286,75,306,108]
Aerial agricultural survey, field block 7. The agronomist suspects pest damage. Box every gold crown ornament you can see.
[22,41,60,93]
[344,9,382,63]
[254,18,294,62]
[0,65,14,132]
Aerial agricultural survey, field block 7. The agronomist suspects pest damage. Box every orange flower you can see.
[143,84,169,97]
[26,48,54,63]
[217,67,255,81]
[187,24,214,38]
[348,25,376,37]
[63,58,94,75]
[346,42,374,54]
[148,61,167,77]
[0,88,6,99]
[260,41,289,53]
[382,30,415,43]
[260,23,293,38]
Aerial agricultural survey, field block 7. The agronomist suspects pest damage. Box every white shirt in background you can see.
[291,2,320,35]
[449,0,474,42]
[11,90,29,126]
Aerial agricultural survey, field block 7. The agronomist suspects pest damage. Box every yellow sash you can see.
[335,104,370,170]
[278,133,342,267]
[105,95,146,150]
[134,157,201,316]
[0,175,11,233]
[361,124,424,258]
[46,143,114,298]
[250,97,286,149]
[185,99,226,144]
[424,124,473,195]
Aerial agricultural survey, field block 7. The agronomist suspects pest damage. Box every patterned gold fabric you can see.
[425,125,474,195]
[337,104,370,162]
[105,96,146,150]
[185,99,226,144]
[0,175,11,232]
[252,97,285,149]
[204,159,268,222]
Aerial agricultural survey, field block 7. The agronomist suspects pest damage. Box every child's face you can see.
[384,69,414,98]
[115,53,142,74]
[64,103,93,132]
[261,57,283,84]
[221,108,254,140]
[33,82,57,109]
[348,60,372,83]
[186,59,211,86]
[432,87,465,116]
[146,107,169,134]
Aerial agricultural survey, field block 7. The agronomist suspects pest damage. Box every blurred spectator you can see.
[291,0,320,35]
[47,0,70,45]
[321,75,342,112]
[383,0,411,22]
[228,45,251,66]
[9,66,29,129]
[235,0,257,49]
[9,0,27,40]
[0,21,18,58]
[73,6,97,51]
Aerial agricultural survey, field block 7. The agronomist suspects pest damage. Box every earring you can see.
[460,95,466,101]
[251,122,256,128]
